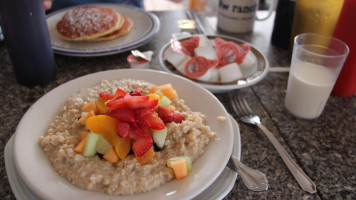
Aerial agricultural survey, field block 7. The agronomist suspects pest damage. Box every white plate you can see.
[159,35,269,93]
[46,4,160,56]
[5,115,240,200]
[12,69,234,200]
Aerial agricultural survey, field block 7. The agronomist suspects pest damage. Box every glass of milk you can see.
[285,33,349,119]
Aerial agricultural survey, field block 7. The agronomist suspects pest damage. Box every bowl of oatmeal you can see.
[12,69,234,200]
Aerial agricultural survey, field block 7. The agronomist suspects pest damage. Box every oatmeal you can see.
[38,79,216,195]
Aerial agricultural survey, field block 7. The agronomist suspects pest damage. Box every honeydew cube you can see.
[83,132,100,157]
[240,51,257,77]
[165,48,191,68]
[194,46,217,60]
[153,127,168,149]
[95,134,112,154]
[218,63,243,83]
[157,95,172,107]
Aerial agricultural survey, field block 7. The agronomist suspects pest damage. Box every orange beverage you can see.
[290,0,344,50]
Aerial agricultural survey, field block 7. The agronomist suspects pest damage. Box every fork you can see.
[228,91,317,194]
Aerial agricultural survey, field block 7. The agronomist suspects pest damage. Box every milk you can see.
[285,61,337,119]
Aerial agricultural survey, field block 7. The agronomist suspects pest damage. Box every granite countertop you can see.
[0,10,355,200]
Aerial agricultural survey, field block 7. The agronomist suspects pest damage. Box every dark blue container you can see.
[0,0,56,86]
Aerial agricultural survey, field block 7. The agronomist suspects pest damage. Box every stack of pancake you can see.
[56,5,133,41]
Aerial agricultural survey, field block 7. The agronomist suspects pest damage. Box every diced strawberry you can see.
[141,113,165,130]
[157,106,174,123]
[106,108,135,123]
[125,96,158,109]
[106,97,127,110]
[130,87,143,96]
[117,121,130,137]
[99,92,115,100]
[134,107,155,118]
[112,88,127,99]
[172,112,186,123]
[132,137,153,157]
[157,106,185,123]
[128,126,151,140]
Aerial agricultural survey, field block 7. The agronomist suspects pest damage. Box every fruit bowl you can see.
[159,34,269,93]
[12,69,234,200]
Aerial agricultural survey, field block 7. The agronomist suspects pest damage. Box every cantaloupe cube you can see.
[74,138,87,154]
[103,148,120,164]
[170,158,188,180]
[136,148,155,165]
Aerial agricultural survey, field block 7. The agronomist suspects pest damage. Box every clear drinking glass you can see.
[285,33,349,119]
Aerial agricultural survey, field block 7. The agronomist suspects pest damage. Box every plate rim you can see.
[12,69,234,200]
[158,34,270,92]
[46,4,160,57]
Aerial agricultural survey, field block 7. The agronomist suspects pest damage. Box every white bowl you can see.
[159,34,269,93]
[12,69,234,200]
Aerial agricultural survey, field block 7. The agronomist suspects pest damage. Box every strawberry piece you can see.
[132,137,153,157]
[125,96,158,109]
[128,126,151,140]
[112,88,127,100]
[117,121,130,137]
[141,113,165,130]
[99,92,115,100]
[172,112,186,123]
[106,97,127,110]
[99,88,127,101]
[157,106,174,123]
[158,106,185,123]
[134,107,155,118]
[106,108,135,123]
[130,87,143,96]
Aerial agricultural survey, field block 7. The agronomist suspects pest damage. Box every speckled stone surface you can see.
[0,10,355,200]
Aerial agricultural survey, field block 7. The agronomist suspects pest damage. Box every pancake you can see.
[56,6,124,41]
[91,15,133,41]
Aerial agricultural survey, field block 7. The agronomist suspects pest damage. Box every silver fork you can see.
[229,91,317,194]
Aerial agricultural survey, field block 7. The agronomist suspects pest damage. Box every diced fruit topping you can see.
[169,158,188,180]
[75,84,187,165]
[167,156,192,172]
[83,132,100,157]
[103,148,120,164]
[95,134,112,154]
[81,101,98,113]
[132,137,153,157]
[136,148,155,165]
[157,106,186,123]
[150,84,178,100]
[152,127,168,149]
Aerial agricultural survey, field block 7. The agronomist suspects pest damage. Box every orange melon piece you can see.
[154,84,178,100]
[74,138,87,154]
[103,148,120,164]
[81,101,98,113]
[78,110,95,124]
[170,158,188,180]
[80,131,90,140]
[136,148,155,165]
